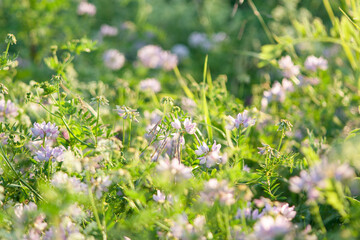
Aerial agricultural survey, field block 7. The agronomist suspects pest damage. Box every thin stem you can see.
[95,101,100,148]
[86,172,107,240]
[128,119,132,148]
[36,101,94,148]
[0,145,44,201]
[248,0,275,44]
[4,42,10,58]
[277,130,284,152]
[123,119,126,147]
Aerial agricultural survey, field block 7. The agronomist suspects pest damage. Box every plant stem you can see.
[95,101,100,148]
[86,172,107,240]
[0,145,44,201]
[277,130,284,152]
[128,119,132,148]
[123,119,126,147]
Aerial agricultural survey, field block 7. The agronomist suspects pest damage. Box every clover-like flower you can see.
[77,1,96,16]
[139,78,161,93]
[195,141,222,168]
[183,118,196,134]
[153,190,166,203]
[171,119,182,130]
[33,145,64,162]
[278,55,300,78]
[103,49,125,70]
[31,122,59,140]
[304,55,328,72]
[226,110,256,130]
[115,105,140,122]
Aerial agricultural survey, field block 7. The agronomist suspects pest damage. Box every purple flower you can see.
[31,122,59,140]
[226,110,256,130]
[34,145,64,162]
[0,133,8,145]
[51,172,87,193]
[0,99,18,121]
[171,44,190,59]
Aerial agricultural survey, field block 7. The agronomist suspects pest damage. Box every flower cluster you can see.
[171,118,197,134]
[100,24,118,37]
[139,78,161,93]
[290,161,355,201]
[261,79,294,109]
[31,122,59,140]
[304,55,328,72]
[33,145,64,162]
[236,199,296,221]
[91,176,112,199]
[0,99,18,120]
[188,32,227,51]
[195,141,223,168]
[278,55,300,78]
[77,1,96,16]
[156,158,192,181]
[200,179,235,206]
[103,49,125,70]
[137,45,178,71]
[51,171,87,193]
[169,214,206,240]
[115,105,140,122]
[226,110,256,130]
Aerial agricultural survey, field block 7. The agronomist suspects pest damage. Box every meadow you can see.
[1,0,360,239]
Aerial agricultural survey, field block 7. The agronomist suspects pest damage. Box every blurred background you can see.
[0,0,336,100]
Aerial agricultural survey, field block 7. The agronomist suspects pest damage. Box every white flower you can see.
[278,55,300,78]
[160,51,178,71]
[183,118,196,134]
[139,78,161,93]
[253,215,292,240]
[195,141,222,168]
[200,179,235,206]
[100,24,118,36]
[304,55,328,71]
[195,142,209,156]
[77,1,96,16]
[153,190,166,203]
[137,45,164,69]
[171,119,182,130]
[103,49,125,70]
[157,158,192,181]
